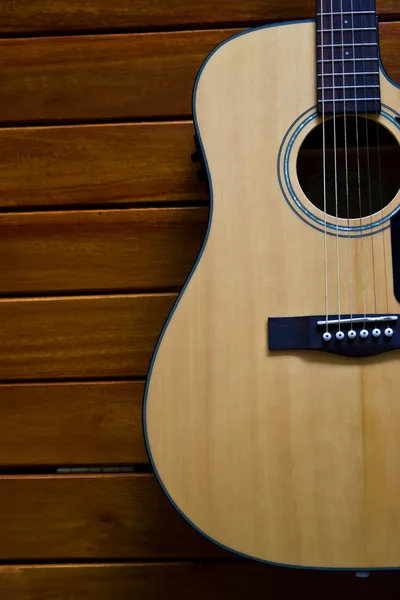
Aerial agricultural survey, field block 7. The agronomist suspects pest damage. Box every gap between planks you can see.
[0,378,146,388]
[0,114,195,130]
[0,26,242,43]
[0,376,147,385]
[0,119,193,132]
[0,291,175,303]
[0,200,209,216]
[0,466,151,476]
[0,473,151,480]
[0,13,397,40]
[0,559,235,564]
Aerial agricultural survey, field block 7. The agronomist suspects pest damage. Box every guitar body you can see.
[144,20,400,569]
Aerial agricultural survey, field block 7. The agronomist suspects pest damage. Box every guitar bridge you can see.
[268,315,399,357]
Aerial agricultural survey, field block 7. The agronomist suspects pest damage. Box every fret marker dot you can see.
[344,20,348,24]
[346,52,350,56]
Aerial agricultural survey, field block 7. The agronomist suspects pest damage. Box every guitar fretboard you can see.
[316,0,381,115]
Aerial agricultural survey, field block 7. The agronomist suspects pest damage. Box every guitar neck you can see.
[316,0,381,115]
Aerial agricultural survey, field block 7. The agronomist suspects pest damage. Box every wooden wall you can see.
[0,2,399,598]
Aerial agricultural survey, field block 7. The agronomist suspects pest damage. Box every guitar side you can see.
[144,21,400,569]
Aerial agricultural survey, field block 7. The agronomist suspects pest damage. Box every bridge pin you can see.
[322,332,332,342]
[336,331,345,341]
[385,327,394,338]
[360,329,369,339]
[348,330,357,340]
[372,328,381,338]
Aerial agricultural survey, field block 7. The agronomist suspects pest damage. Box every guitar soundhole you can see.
[296,116,400,219]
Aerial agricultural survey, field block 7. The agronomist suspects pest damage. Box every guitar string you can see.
[363,2,378,317]
[331,0,342,331]
[340,0,353,329]
[373,14,390,320]
[375,121,390,320]
[351,0,367,325]
[321,3,330,333]
[371,0,390,322]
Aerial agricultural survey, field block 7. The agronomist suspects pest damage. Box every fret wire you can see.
[317,11,376,15]
[317,85,380,89]
[318,58,378,62]
[320,98,381,102]
[317,43,377,47]
[317,28,376,32]
[317,72,379,76]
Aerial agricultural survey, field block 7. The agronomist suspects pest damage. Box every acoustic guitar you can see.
[144,0,400,569]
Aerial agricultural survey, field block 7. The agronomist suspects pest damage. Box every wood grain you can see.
[0,474,229,559]
[0,0,397,34]
[0,208,208,294]
[0,294,176,381]
[0,25,396,125]
[145,21,400,569]
[0,122,207,209]
[0,381,148,466]
[1,562,397,600]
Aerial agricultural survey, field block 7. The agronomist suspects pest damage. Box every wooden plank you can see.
[0,208,208,294]
[0,30,233,125]
[1,563,397,600]
[0,381,148,466]
[0,474,230,559]
[380,22,400,82]
[0,24,397,125]
[0,295,176,381]
[0,0,397,35]
[0,122,207,209]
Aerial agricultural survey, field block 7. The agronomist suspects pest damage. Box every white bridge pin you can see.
[336,331,345,341]
[385,327,394,338]
[348,330,357,340]
[323,332,332,342]
[360,329,369,339]
[372,328,381,338]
